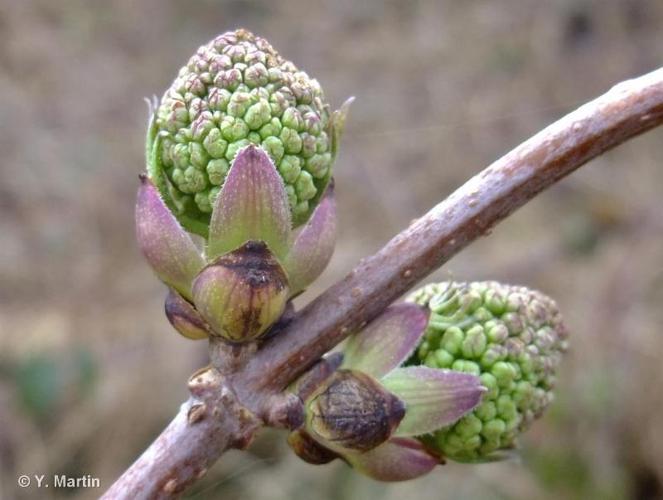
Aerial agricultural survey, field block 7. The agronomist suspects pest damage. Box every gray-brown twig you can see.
[102,67,663,499]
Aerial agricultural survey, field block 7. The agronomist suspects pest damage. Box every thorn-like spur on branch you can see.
[103,68,663,499]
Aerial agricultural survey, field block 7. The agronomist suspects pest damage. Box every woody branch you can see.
[102,67,663,500]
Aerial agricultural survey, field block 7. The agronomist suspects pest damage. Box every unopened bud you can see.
[408,281,569,462]
[192,240,289,342]
[306,370,405,452]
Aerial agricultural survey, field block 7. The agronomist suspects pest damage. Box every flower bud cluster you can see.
[151,29,340,233]
[408,281,569,461]
[140,30,347,342]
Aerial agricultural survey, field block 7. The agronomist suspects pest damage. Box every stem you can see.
[102,367,261,499]
[235,67,663,397]
[103,67,663,499]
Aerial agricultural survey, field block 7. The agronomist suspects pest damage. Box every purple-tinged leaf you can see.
[135,175,204,300]
[341,303,429,378]
[192,241,289,342]
[381,366,485,437]
[345,437,439,482]
[164,289,210,340]
[208,145,291,261]
[283,185,337,295]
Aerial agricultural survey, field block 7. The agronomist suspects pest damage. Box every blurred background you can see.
[1,1,662,499]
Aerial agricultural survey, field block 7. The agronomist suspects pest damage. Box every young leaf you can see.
[382,366,485,437]
[135,176,205,300]
[208,145,291,260]
[342,303,428,378]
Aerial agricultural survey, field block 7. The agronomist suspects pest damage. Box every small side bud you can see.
[306,370,405,452]
[287,429,339,465]
[192,241,289,342]
[164,289,210,340]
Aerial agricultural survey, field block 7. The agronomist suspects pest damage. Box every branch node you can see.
[187,403,207,425]
[262,393,305,430]
[209,337,258,374]
[230,407,261,450]
[187,365,223,398]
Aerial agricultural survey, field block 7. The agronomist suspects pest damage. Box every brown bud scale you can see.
[193,240,289,342]
[307,370,405,452]
[287,429,339,465]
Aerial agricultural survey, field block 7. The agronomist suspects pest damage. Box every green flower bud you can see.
[259,117,283,140]
[225,138,251,162]
[148,29,351,235]
[220,116,249,142]
[278,155,301,183]
[407,281,568,462]
[203,128,228,158]
[295,171,317,201]
[206,158,229,186]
